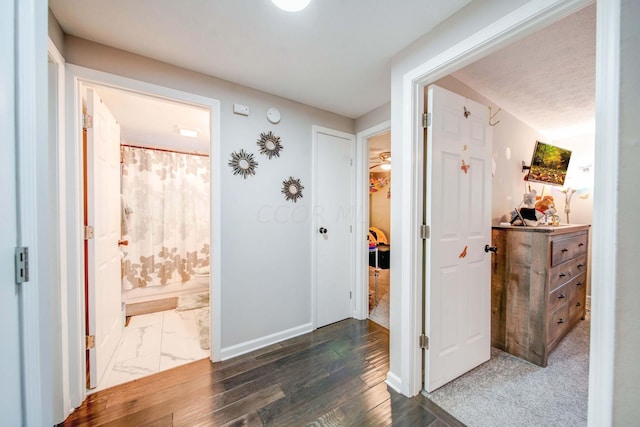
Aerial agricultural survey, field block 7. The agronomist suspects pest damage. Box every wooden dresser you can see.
[491,224,590,367]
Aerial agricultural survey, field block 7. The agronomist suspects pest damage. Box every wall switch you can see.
[233,104,250,116]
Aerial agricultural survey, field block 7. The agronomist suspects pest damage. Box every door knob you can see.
[318,227,327,234]
[118,239,129,246]
[484,245,497,253]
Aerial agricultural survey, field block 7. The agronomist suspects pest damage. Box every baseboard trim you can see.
[385,371,402,393]
[220,322,314,360]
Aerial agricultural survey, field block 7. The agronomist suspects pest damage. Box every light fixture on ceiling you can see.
[272,0,311,12]
[178,127,199,138]
[370,151,392,170]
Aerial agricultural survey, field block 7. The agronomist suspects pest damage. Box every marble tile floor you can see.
[91,308,209,393]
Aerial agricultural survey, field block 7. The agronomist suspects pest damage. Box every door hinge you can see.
[420,224,430,240]
[15,247,29,284]
[84,225,94,240]
[350,225,353,233]
[86,335,95,350]
[82,113,93,130]
[350,291,352,299]
[350,158,353,167]
[422,112,432,128]
[419,334,429,350]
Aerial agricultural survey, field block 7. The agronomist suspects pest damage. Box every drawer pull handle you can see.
[578,264,584,269]
[578,243,584,247]
[557,318,565,324]
[576,302,581,307]
[559,273,567,278]
[576,282,583,287]
[558,293,566,299]
[561,248,569,252]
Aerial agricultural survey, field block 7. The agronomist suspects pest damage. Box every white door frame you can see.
[354,121,391,320]
[16,0,48,424]
[64,64,222,407]
[311,126,356,328]
[397,0,599,398]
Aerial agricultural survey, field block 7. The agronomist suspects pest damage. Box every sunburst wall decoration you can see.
[282,176,304,203]
[257,131,283,159]
[228,149,258,179]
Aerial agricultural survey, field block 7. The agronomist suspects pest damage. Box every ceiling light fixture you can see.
[272,0,311,12]
[178,127,199,138]
[380,162,392,171]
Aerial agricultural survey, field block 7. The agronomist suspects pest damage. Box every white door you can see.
[424,85,492,392]
[314,127,354,328]
[86,88,123,389]
[0,1,23,421]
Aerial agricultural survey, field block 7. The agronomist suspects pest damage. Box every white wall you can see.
[62,36,354,352]
[613,0,640,421]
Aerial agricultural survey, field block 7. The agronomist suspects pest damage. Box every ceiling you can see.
[52,2,595,153]
[86,84,211,154]
[451,3,596,140]
[49,0,471,119]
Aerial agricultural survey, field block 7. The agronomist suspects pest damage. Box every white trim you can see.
[311,125,357,329]
[587,0,619,424]
[398,0,593,397]
[354,121,390,320]
[17,0,47,424]
[385,371,402,393]
[47,37,71,423]
[64,65,223,406]
[220,323,314,360]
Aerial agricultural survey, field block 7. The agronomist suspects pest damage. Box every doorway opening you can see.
[81,83,213,392]
[413,4,595,425]
[367,131,391,329]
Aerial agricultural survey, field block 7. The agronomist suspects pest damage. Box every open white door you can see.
[314,127,354,328]
[86,88,123,389]
[423,85,492,392]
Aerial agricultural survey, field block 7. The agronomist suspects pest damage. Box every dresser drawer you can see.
[547,304,570,345]
[549,255,588,290]
[548,282,571,314]
[551,233,588,266]
[569,297,585,324]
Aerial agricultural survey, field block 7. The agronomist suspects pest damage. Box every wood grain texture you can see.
[61,319,462,426]
[491,225,590,366]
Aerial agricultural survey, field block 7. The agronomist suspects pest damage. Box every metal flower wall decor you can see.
[281,176,304,203]
[257,131,284,159]
[228,149,258,179]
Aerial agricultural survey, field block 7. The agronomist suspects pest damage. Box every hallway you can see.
[63,319,463,426]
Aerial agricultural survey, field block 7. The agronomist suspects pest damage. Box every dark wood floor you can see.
[61,319,464,426]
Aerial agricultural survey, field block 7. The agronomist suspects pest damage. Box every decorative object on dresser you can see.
[491,224,590,367]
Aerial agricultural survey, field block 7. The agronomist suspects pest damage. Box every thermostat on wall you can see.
[267,107,281,124]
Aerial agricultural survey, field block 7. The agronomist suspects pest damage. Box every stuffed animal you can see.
[535,195,557,216]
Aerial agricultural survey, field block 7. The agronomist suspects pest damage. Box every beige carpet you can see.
[425,318,590,426]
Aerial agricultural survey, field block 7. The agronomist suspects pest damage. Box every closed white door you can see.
[424,85,492,392]
[0,1,23,421]
[314,127,354,328]
[86,88,123,389]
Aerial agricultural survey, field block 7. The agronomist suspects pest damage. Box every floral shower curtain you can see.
[121,146,210,289]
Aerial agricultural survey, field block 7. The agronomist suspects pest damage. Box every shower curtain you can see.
[121,145,210,290]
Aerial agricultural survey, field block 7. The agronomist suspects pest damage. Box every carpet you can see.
[193,307,210,350]
[369,293,389,329]
[175,292,209,311]
[425,318,590,426]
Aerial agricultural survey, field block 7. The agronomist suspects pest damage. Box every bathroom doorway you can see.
[82,83,212,392]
